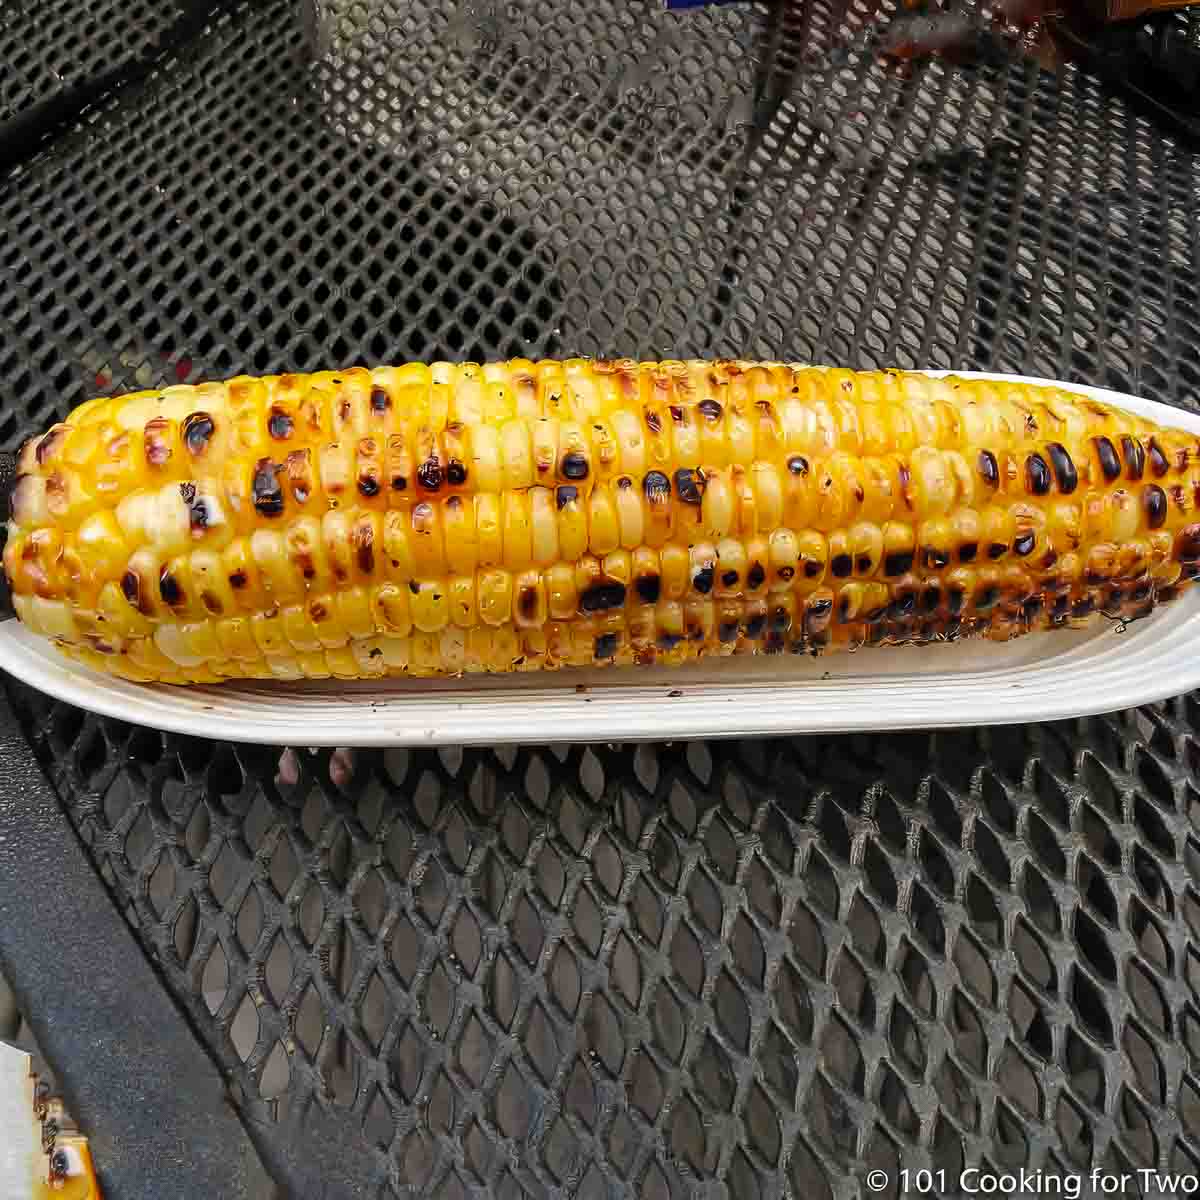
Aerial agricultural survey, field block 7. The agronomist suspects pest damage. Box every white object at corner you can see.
[0,1041,39,1200]
[0,372,1197,746]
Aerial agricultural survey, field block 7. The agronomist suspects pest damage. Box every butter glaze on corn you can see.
[7,360,1200,685]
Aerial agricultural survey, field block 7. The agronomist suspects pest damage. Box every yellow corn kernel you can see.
[479,568,512,626]
[660,544,691,601]
[513,569,547,628]
[588,485,620,557]
[529,486,560,566]
[408,581,448,633]
[502,490,533,571]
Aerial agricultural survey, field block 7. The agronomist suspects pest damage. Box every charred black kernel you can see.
[267,407,294,440]
[182,412,215,456]
[188,496,210,531]
[355,526,375,575]
[836,594,852,623]
[446,460,467,485]
[657,633,683,650]
[947,589,964,614]
[988,542,1008,560]
[803,559,823,579]
[1052,593,1070,615]
[744,615,766,639]
[358,474,380,497]
[693,566,714,594]
[806,597,833,622]
[889,592,915,619]
[1094,436,1121,482]
[958,542,978,563]
[562,452,589,480]
[669,405,685,423]
[391,475,407,492]
[643,471,670,504]
[977,450,999,487]
[519,587,538,619]
[923,547,949,569]
[370,386,390,413]
[1013,531,1036,556]
[635,574,661,604]
[229,570,247,590]
[580,581,627,612]
[556,485,579,509]
[698,399,723,420]
[594,633,618,660]
[884,550,914,576]
[252,459,284,517]
[764,634,785,655]
[975,587,999,611]
[674,468,705,504]
[1121,435,1145,480]
[718,620,739,643]
[1176,524,1200,558]
[855,555,873,573]
[409,580,420,595]
[831,554,852,578]
[721,569,739,587]
[417,458,443,491]
[1025,452,1051,496]
[770,606,791,633]
[919,586,941,614]
[159,568,183,607]
[1046,442,1077,493]
[864,605,888,623]
[747,562,766,589]
[645,410,662,434]
[617,475,632,490]
[777,566,795,582]
[1183,562,1200,581]
[121,571,140,605]
[1146,438,1170,478]
[787,455,809,477]
[1144,484,1167,529]
[1023,595,1044,617]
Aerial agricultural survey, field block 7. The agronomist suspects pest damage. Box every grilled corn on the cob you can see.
[5,360,1199,684]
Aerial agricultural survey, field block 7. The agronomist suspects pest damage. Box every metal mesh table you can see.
[1,1,1200,1198]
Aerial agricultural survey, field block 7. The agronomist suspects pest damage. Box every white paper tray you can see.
[1,372,1197,746]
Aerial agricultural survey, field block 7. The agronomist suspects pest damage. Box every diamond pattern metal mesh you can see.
[2,0,1200,1196]
[0,0,190,123]
[8,683,1200,1199]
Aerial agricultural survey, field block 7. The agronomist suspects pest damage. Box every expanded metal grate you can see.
[9,688,1200,1199]
[0,0,191,124]
[2,0,1200,1197]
